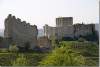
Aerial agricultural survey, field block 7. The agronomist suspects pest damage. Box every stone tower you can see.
[4,14,38,49]
[56,17,73,27]
[56,17,74,39]
[4,14,13,38]
[44,17,95,40]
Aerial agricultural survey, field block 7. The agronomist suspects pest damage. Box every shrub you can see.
[9,43,18,52]
[39,41,99,66]
[12,53,46,66]
[78,38,86,42]
[12,54,28,66]
[0,53,18,66]
[62,37,74,41]
[39,47,86,66]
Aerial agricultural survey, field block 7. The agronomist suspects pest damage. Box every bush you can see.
[79,33,99,43]
[62,37,74,41]
[39,41,99,66]
[12,54,28,66]
[12,53,46,66]
[17,42,31,52]
[0,53,18,66]
[9,43,19,52]
[78,38,86,42]
[39,47,86,66]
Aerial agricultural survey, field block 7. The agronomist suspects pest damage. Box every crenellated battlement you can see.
[4,14,38,49]
[5,14,37,31]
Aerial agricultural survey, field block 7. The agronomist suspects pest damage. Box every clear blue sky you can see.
[0,0,99,29]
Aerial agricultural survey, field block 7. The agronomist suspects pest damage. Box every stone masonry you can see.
[3,15,96,49]
[4,14,38,49]
[44,17,95,40]
[38,36,51,49]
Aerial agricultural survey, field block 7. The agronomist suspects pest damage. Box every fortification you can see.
[4,14,38,49]
[73,23,95,37]
[44,17,95,40]
[56,17,73,27]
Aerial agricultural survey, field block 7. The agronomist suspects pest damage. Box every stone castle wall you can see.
[44,24,57,39]
[74,24,95,37]
[3,15,96,49]
[56,17,73,27]
[4,14,38,49]
[38,36,51,49]
[44,17,95,40]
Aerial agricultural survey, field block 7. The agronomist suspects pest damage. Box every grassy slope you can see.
[0,41,99,66]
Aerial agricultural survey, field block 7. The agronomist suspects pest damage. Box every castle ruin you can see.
[4,14,38,49]
[3,15,96,50]
[44,17,95,40]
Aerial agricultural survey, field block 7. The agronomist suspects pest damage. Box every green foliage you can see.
[12,53,46,66]
[0,41,98,66]
[79,33,99,43]
[62,37,74,41]
[85,57,99,66]
[58,41,99,57]
[39,41,99,66]
[0,53,18,66]
[17,42,31,52]
[39,47,85,66]
[0,53,46,66]
[78,38,86,42]
[85,43,99,57]
[9,43,18,52]
[12,54,28,66]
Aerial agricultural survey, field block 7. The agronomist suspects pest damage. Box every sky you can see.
[0,0,99,29]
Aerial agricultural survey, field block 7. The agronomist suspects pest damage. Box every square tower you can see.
[56,17,73,27]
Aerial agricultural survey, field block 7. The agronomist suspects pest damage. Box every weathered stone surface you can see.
[4,14,38,49]
[38,36,51,48]
[44,17,95,40]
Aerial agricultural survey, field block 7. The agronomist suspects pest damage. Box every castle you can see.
[44,17,95,40]
[4,14,96,49]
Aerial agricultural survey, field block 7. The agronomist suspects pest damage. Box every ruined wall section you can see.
[44,24,57,39]
[4,14,38,49]
[4,14,13,38]
[57,25,74,39]
[44,17,95,40]
[74,24,95,37]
